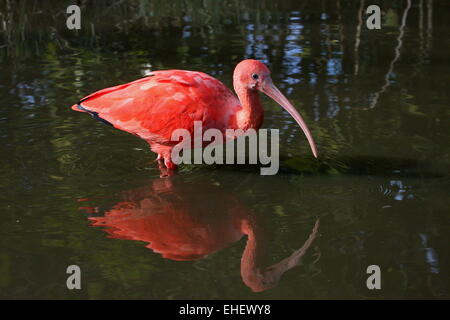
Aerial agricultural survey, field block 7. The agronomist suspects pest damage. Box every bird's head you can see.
[233,59,318,158]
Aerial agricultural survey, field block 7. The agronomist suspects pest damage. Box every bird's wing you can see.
[73,70,239,145]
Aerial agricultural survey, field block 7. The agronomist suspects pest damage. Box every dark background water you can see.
[0,0,449,299]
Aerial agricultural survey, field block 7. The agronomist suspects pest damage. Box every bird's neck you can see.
[234,86,264,131]
[240,218,266,285]
[240,218,280,292]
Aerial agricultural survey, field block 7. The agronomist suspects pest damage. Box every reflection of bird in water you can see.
[79,177,319,292]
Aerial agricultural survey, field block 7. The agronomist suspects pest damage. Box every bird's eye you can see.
[252,73,259,80]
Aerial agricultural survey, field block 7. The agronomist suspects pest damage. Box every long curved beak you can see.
[259,79,318,158]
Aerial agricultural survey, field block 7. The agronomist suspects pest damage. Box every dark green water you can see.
[0,0,449,299]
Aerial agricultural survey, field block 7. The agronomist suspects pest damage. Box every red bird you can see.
[71,59,318,169]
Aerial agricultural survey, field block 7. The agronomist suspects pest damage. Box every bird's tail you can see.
[71,103,113,127]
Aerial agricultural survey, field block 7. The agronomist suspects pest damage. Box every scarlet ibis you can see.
[80,177,319,292]
[72,59,318,169]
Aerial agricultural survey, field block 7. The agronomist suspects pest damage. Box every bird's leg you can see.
[149,154,163,165]
[157,147,178,170]
[157,158,176,178]
[163,157,177,170]
[149,144,177,177]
